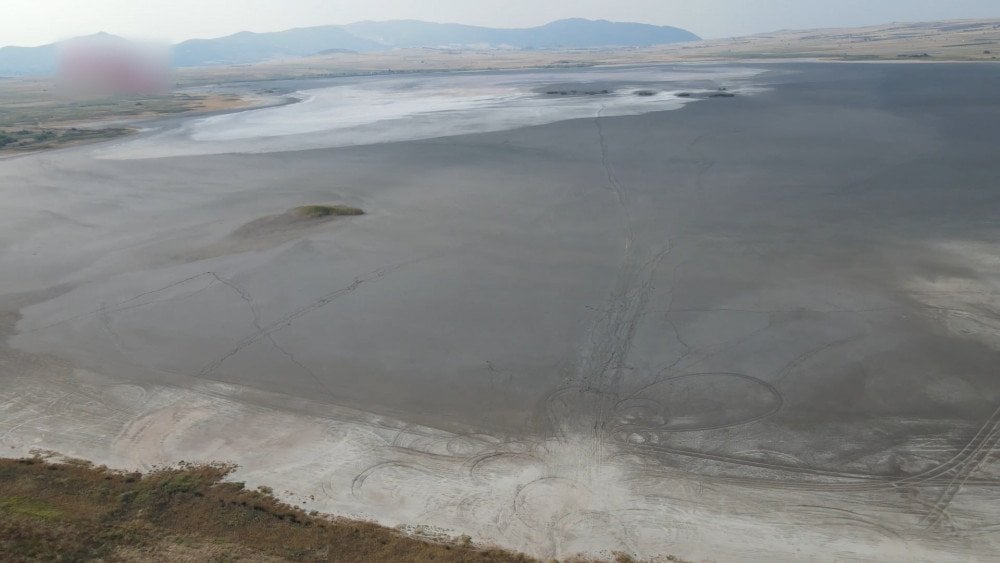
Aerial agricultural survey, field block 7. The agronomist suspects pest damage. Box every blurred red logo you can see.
[58,34,170,96]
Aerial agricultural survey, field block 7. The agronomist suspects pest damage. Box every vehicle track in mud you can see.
[581,106,674,453]
[530,107,1000,538]
[617,405,1000,498]
[198,255,436,377]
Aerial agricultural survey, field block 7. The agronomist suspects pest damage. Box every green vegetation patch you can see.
[0,126,133,153]
[295,204,365,218]
[0,497,64,520]
[0,456,535,562]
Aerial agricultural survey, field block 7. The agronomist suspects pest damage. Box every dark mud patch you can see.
[294,204,365,219]
[676,90,737,99]
[543,89,613,97]
[185,205,365,261]
[233,205,364,238]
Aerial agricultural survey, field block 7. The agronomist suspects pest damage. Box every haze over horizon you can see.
[3,0,1000,48]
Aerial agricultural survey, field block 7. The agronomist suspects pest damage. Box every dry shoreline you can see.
[3,61,1000,561]
[0,89,279,158]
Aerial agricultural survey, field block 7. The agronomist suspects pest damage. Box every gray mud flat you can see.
[2,63,1000,561]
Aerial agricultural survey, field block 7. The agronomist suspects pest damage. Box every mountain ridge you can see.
[0,18,700,76]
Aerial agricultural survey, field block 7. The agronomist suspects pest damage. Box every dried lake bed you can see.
[2,63,1000,561]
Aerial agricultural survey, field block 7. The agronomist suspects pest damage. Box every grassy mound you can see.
[0,456,532,562]
[295,205,365,219]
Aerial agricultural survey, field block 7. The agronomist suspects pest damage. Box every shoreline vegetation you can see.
[0,455,535,562]
[0,126,134,154]
[0,455,672,562]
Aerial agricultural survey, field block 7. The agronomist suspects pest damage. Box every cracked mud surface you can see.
[3,63,1000,560]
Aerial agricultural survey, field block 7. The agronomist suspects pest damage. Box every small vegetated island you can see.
[295,204,366,218]
[231,204,366,239]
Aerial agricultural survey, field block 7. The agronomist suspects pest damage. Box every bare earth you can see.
[2,26,1000,563]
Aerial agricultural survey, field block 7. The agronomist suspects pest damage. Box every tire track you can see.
[610,372,784,434]
[921,405,1000,528]
[22,272,219,334]
[620,404,1000,499]
[575,107,673,461]
[198,255,433,377]
[208,272,336,398]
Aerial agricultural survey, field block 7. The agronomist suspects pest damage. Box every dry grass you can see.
[0,456,535,562]
[651,18,1000,62]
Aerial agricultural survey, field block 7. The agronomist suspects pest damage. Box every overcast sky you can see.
[3,0,999,46]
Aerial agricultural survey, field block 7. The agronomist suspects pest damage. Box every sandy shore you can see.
[3,63,1000,561]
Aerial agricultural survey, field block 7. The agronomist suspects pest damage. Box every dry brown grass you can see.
[0,456,536,562]
[650,18,1000,62]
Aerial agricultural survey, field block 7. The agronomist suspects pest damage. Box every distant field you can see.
[0,80,249,155]
[658,19,1000,61]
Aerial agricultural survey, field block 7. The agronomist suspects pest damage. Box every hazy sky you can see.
[3,0,999,46]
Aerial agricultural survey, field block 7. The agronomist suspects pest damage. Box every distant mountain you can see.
[0,43,59,76]
[522,18,699,48]
[342,18,699,49]
[172,27,385,66]
[0,32,143,77]
[176,19,698,65]
[0,19,700,76]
